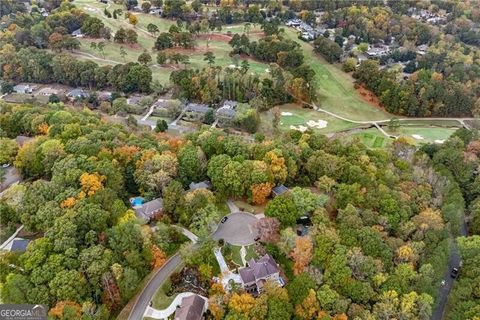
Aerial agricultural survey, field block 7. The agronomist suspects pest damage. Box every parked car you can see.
[221,216,228,223]
[2,163,10,168]
[450,267,459,279]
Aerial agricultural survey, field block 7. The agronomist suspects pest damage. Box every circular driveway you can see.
[213,212,259,246]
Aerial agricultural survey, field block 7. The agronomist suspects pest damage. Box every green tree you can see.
[155,119,168,132]
[203,51,215,65]
[0,138,18,165]
[138,50,152,65]
[147,23,159,36]
[265,193,298,227]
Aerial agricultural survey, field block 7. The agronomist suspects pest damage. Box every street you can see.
[0,167,21,193]
[128,253,182,320]
[430,220,468,320]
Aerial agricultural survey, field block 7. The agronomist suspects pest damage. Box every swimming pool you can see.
[130,197,145,207]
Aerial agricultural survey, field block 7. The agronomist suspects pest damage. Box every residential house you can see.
[366,45,391,58]
[189,181,212,190]
[216,100,237,124]
[133,198,163,221]
[174,295,207,320]
[97,91,112,102]
[67,88,88,100]
[13,84,33,94]
[416,44,428,56]
[149,8,162,15]
[271,185,289,197]
[286,19,302,27]
[127,95,144,106]
[184,103,211,122]
[238,254,284,295]
[37,87,59,97]
[71,28,83,38]
[2,238,30,253]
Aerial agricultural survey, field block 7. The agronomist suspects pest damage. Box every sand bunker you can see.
[290,125,308,132]
[435,139,445,144]
[306,120,328,129]
[412,134,424,140]
[281,112,293,116]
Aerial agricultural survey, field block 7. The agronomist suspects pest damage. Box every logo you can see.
[0,305,47,320]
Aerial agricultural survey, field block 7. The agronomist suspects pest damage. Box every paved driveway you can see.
[0,167,21,193]
[213,212,258,246]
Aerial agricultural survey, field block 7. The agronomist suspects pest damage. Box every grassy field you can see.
[385,126,458,144]
[350,128,393,149]
[72,0,269,84]
[228,245,257,266]
[283,29,391,122]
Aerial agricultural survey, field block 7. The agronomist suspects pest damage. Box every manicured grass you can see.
[386,126,458,144]
[232,200,265,215]
[396,119,462,127]
[283,28,391,122]
[264,103,364,134]
[351,128,393,149]
[150,277,178,310]
[72,1,270,85]
[3,93,49,104]
[228,245,257,267]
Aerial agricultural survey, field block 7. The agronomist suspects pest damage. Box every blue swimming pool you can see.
[130,197,145,207]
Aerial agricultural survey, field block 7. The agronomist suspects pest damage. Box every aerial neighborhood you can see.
[1,0,480,320]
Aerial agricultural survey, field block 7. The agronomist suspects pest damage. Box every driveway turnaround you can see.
[143,292,208,320]
[213,212,259,246]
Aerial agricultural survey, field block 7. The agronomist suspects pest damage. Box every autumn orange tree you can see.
[292,236,313,275]
[48,301,82,319]
[251,182,274,205]
[295,289,320,320]
[151,244,167,268]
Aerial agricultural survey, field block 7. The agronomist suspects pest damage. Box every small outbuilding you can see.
[271,185,289,197]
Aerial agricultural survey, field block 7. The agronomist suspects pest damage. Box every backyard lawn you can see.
[227,245,257,267]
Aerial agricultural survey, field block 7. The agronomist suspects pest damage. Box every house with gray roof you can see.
[133,198,163,221]
[184,103,212,122]
[238,254,283,295]
[67,88,88,100]
[174,294,207,320]
[13,84,33,94]
[189,181,212,190]
[2,238,30,252]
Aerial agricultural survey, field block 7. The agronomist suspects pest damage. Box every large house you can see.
[133,198,163,221]
[174,295,207,320]
[13,84,33,94]
[238,254,284,295]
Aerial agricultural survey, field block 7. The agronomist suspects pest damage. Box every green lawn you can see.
[283,29,391,122]
[350,128,393,149]
[260,103,364,134]
[72,0,269,85]
[228,245,257,267]
[385,126,457,144]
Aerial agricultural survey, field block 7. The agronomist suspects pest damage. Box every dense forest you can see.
[0,101,471,319]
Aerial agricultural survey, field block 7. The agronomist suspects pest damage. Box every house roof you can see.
[216,107,236,118]
[13,84,31,92]
[187,103,210,113]
[15,135,33,147]
[134,198,163,220]
[67,89,88,98]
[3,238,30,252]
[174,295,206,320]
[189,181,212,190]
[272,185,289,196]
[223,100,238,108]
[239,254,279,284]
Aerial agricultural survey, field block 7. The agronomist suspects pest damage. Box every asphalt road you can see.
[431,220,468,320]
[128,253,182,320]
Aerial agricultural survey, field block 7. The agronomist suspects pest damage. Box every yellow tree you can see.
[295,289,319,320]
[129,14,138,27]
[48,301,82,318]
[228,293,256,316]
[208,295,226,320]
[60,197,76,209]
[79,172,106,197]
[264,149,288,184]
[292,236,313,275]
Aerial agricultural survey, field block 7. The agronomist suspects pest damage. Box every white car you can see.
[2,163,10,168]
